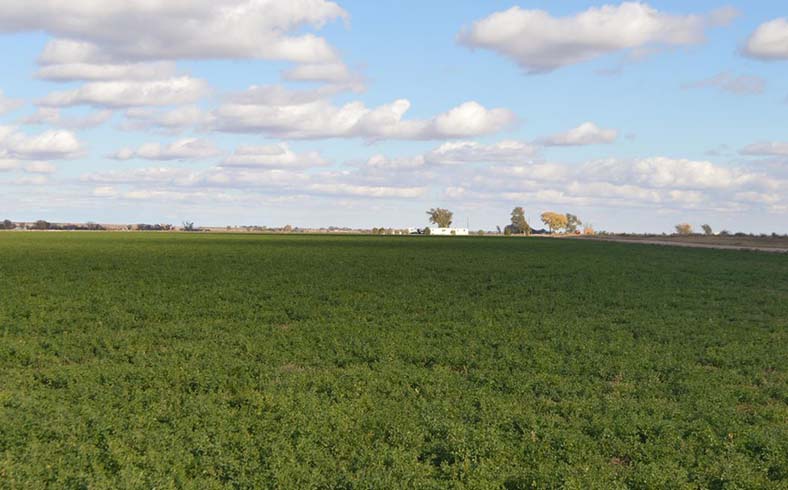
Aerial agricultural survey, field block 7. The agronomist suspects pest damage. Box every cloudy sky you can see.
[1,1,786,232]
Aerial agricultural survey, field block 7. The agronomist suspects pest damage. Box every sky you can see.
[0,1,786,233]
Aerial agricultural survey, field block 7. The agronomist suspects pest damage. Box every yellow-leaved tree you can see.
[541,212,568,234]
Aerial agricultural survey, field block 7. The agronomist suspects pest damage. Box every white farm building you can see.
[428,227,469,236]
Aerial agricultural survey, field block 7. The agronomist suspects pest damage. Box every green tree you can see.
[541,212,568,234]
[701,224,713,236]
[510,207,530,235]
[426,208,453,228]
[1,219,14,230]
[565,214,582,233]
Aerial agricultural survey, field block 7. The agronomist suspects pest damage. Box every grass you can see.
[0,232,786,489]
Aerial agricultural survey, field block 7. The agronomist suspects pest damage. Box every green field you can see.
[1,233,786,489]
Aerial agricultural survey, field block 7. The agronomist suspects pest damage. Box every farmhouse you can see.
[429,227,469,236]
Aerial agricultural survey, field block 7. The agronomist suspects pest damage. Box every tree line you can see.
[426,207,591,235]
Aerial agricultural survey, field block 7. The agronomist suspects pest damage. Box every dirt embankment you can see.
[570,235,788,253]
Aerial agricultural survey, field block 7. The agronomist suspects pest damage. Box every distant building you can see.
[428,227,469,236]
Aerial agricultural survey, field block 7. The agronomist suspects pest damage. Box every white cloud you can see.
[426,140,537,165]
[0,125,83,160]
[35,61,178,82]
[222,143,327,168]
[366,154,426,170]
[0,158,19,171]
[361,139,538,172]
[82,163,425,200]
[23,107,113,129]
[92,186,117,197]
[122,106,214,133]
[430,102,516,139]
[682,72,766,95]
[0,1,347,64]
[740,141,788,157]
[459,3,726,73]
[111,138,220,161]
[282,62,364,91]
[9,175,49,186]
[581,157,771,190]
[0,89,23,115]
[24,162,57,174]
[743,18,788,60]
[541,122,618,146]
[215,86,515,140]
[39,77,211,108]
[307,183,426,199]
[459,153,786,215]
[82,166,196,185]
[489,163,570,182]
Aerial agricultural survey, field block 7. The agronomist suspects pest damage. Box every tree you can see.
[565,214,582,234]
[675,223,693,235]
[426,208,453,228]
[1,219,13,230]
[701,224,713,236]
[423,227,431,235]
[182,221,195,232]
[541,212,568,234]
[510,207,530,235]
[33,220,50,230]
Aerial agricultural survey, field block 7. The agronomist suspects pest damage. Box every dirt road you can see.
[572,236,788,254]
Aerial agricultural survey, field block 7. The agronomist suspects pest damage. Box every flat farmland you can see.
[0,233,786,489]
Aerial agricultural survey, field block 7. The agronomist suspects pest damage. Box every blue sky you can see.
[0,1,786,232]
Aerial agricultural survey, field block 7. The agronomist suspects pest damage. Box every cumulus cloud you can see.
[0,125,82,160]
[682,72,766,95]
[0,89,23,115]
[24,107,113,129]
[307,183,426,199]
[581,157,771,190]
[460,154,784,214]
[282,62,365,91]
[222,143,327,169]
[740,141,788,157]
[365,154,426,170]
[23,162,57,174]
[488,163,570,182]
[122,106,214,133]
[459,3,730,73]
[426,140,537,165]
[541,122,618,146]
[35,61,178,82]
[0,1,347,64]
[111,138,220,161]
[0,158,19,171]
[743,18,788,60]
[39,77,211,108]
[82,164,425,200]
[361,139,538,173]
[215,85,515,140]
